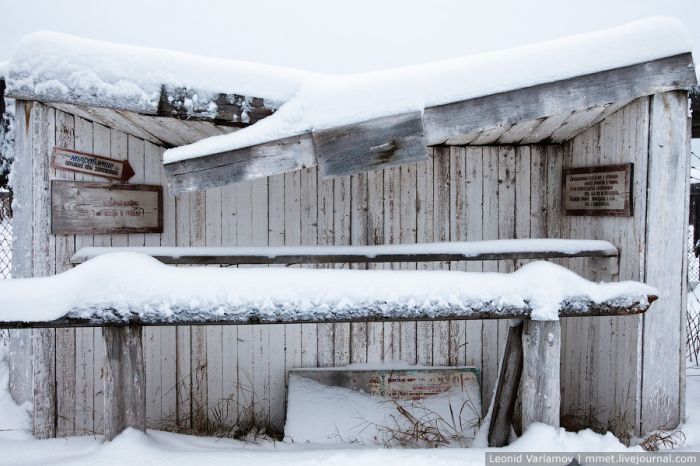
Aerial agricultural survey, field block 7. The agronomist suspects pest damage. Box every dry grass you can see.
[639,428,686,451]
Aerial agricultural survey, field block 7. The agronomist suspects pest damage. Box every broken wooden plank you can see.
[70,239,619,265]
[424,53,697,145]
[164,133,316,194]
[521,320,561,429]
[313,111,429,178]
[488,322,524,447]
[103,326,146,441]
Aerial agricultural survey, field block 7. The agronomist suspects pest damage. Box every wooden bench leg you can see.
[103,326,146,441]
[521,320,560,430]
[488,321,524,447]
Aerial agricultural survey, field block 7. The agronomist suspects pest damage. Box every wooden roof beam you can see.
[424,53,696,145]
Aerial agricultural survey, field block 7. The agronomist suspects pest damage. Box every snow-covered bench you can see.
[0,239,656,445]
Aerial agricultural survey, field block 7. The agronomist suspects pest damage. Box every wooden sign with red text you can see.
[52,147,135,182]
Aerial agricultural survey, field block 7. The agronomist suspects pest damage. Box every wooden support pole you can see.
[521,320,560,430]
[103,326,146,441]
[488,321,524,446]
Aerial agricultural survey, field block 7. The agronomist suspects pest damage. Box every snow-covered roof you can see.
[1,17,695,193]
[0,253,656,326]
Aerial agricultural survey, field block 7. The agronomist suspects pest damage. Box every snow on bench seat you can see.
[0,252,654,328]
[69,239,618,265]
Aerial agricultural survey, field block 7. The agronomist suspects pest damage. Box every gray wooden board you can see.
[0,295,657,329]
[290,367,479,400]
[314,111,429,178]
[51,181,163,235]
[424,54,696,145]
[70,246,619,265]
[562,164,633,216]
[164,133,316,194]
[487,323,523,447]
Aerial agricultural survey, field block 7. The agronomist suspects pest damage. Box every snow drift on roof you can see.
[162,16,692,163]
[0,253,655,323]
[1,17,692,163]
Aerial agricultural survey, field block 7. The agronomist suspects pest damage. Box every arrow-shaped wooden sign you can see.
[51,147,135,182]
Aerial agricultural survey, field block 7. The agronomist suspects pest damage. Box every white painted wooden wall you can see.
[8,94,689,440]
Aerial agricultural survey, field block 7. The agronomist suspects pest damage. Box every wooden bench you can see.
[0,239,655,446]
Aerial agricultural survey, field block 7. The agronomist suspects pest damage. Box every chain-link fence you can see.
[0,191,11,279]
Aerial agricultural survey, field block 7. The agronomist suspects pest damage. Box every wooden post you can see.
[103,326,146,441]
[521,320,560,430]
[488,321,524,447]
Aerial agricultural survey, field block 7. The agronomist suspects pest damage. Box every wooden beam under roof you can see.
[162,53,696,193]
[423,53,696,145]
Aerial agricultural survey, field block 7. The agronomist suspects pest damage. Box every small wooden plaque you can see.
[562,163,633,217]
[51,181,163,235]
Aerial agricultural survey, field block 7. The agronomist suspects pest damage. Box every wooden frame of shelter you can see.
[0,23,695,445]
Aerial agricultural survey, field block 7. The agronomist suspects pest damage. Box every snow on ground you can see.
[0,253,655,323]
[0,340,639,466]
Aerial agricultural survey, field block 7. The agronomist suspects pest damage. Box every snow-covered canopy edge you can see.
[162,16,694,162]
[0,17,694,163]
[0,253,657,325]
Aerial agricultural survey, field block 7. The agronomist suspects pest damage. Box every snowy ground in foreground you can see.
[1,354,698,466]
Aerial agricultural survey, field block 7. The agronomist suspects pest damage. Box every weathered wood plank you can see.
[641,91,689,433]
[314,112,428,178]
[424,54,696,144]
[103,326,146,441]
[521,320,561,429]
[165,133,316,194]
[488,322,524,447]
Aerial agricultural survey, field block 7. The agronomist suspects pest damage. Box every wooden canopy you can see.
[1,45,695,195]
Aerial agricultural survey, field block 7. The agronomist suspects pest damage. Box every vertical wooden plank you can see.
[350,172,368,364]
[31,103,57,439]
[488,323,524,447]
[433,147,451,366]
[449,146,466,367]
[521,320,561,430]
[219,182,237,428]
[416,156,434,366]
[642,91,689,433]
[383,167,401,361]
[268,173,286,431]
[317,177,335,366]
[464,147,483,368]
[189,191,208,431]
[8,101,34,407]
[366,169,385,363]
[103,326,146,441]
[399,165,417,365]
[250,177,269,428]
[54,110,76,437]
[481,146,499,415]
[300,168,319,368]
[284,170,303,422]
[234,180,254,429]
[205,185,224,430]
[497,147,516,364]
[334,176,352,366]
[174,191,191,428]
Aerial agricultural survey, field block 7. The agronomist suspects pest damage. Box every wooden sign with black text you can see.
[52,147,135,182]
[51,181,163,235]
[562,164,633,217]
